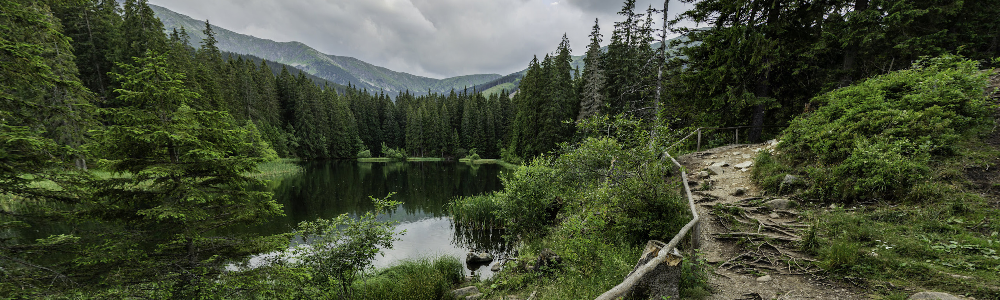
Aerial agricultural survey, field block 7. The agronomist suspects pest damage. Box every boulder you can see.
[466,252,494,264]
[705,166,725,176]
[781,174,802,186]
[466,294,483,300]
[710,161,730,167]
[908,292,964,300]
[731,188,746,196]
[452,286,480,298]
[756,275,772,282]
[764,199,795,210]
[734,161,753,169]
[491,262,503,272]
[695,171,711,179]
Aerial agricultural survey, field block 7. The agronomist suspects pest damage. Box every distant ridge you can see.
[149,3,500,96]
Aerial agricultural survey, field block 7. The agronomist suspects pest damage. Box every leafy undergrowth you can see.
[753,55,1000,298]
[455,116,711,299]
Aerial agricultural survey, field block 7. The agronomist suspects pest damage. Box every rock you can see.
[769,212,780,218]
[756,275,772,282]
[452,286,480,298]
[527,291,538,300]
[535,249,561,271]
[908,292,964,300]
[695,171,711,179]
[711,161,730,167]
[705,166,725,176]
[781,174,802,186]
[463,275,476,282]
[731,188,746,196]
[466,294,483,300]
[734,161,753,169]
[764,199,795,210]
[466,252,494,264]
[491,262,502,272]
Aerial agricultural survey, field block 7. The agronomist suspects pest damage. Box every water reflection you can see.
[248,160,510,277]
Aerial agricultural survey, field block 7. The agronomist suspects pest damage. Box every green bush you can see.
[354,256,463,300]
[760,55,992,203]
[382,142,407,160]
[447,193,503,229]
[357,149,372,158]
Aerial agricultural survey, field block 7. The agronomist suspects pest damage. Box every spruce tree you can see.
[88,50,285,296]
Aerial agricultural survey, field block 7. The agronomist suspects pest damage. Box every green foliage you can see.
[447,193,502,229]
[761,55,992,202]
[291,193,403,297]
[381,142,407,160]
[357,149,372,158]
[86,49,287,296]
[353,256,464,300]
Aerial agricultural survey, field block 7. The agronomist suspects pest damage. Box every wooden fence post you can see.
[697,129,702,151]
[735,128,739,144]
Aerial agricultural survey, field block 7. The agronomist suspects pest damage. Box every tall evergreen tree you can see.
[89,50,285,296]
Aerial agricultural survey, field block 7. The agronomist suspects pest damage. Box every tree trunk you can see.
[840,0,870,87]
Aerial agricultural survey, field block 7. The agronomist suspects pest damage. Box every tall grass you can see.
[447,193,503,229]
[251,158,303,179]
[353,256,464,300]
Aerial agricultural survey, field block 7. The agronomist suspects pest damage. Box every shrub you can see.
[760,55,992,203]
[381,142,407,160]
[354,256,463,300]
[357,149,372,158]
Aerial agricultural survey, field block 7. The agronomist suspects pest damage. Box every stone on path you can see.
[731,188,746,196]
[908,292,965,300]
[452,286,480,298]
[491,262,502,272]
[466,294,483,300]
[695,171,711,179]
[711,161,730,167]
[756,275,772,282]
[706,166,725,176]
[734,161,753,169]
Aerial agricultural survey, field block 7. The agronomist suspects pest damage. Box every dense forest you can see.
[3,0,999,298]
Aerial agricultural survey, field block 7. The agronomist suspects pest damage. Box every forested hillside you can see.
[149,3,501,96]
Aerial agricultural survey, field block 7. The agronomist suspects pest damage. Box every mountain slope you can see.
[149,4,500,95]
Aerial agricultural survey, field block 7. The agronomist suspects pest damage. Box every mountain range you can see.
[150,3,687,98]
[150,3,503,96]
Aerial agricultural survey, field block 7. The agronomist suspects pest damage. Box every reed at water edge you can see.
[446,193,503,230]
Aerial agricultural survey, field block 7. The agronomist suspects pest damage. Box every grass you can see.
[353,256,465,300]
[747,58,1000,298]
[251,158,303,179]
[447,193,503,229]
[357,157,395,162]
[407,157,445,162]
[459,158,519,169]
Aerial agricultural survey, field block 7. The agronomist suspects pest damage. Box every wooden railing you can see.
[596,126,780,299]
[595,129,704,300]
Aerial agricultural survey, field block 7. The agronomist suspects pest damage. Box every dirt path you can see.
[677,143,868,300]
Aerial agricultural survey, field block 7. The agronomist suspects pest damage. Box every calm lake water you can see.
[253,160,510,277]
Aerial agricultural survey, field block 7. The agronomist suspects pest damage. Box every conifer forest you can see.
[2,0,999,298]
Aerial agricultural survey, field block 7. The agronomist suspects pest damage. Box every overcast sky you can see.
[149,0,697,79]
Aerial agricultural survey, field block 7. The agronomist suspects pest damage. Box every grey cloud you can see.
[150,0,690,78]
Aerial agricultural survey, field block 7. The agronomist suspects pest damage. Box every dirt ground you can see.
[677,143,868,300]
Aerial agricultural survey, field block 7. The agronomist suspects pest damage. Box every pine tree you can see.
[89,50,285,296]
[578,19,606,121]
